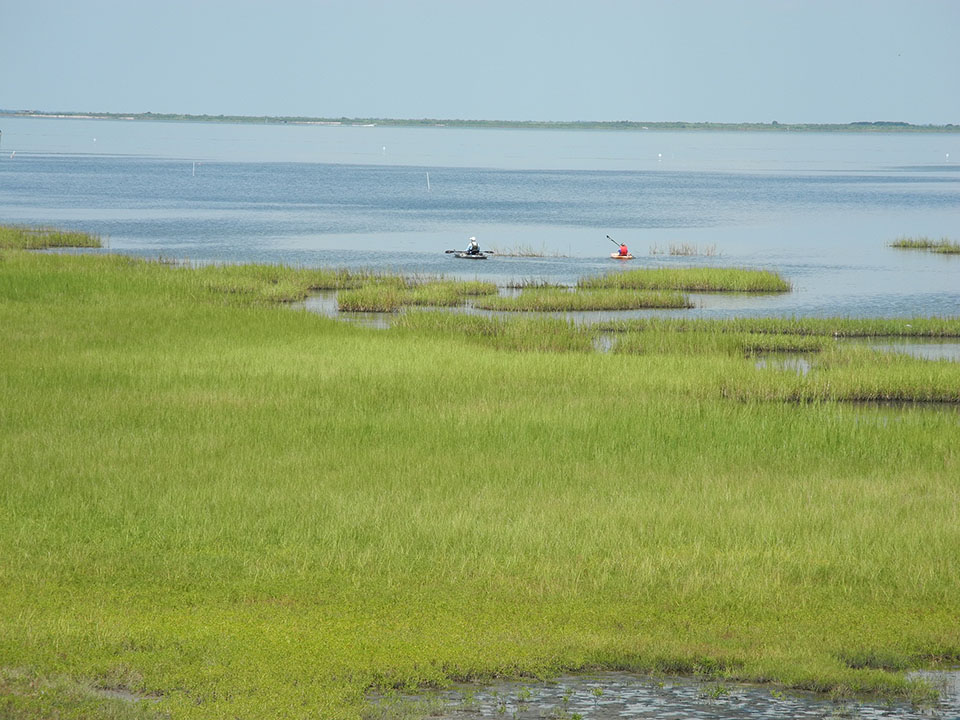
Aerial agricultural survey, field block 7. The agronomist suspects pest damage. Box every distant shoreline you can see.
[1,110,958,133]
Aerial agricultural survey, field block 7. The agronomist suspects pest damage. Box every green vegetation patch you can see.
[338,279,498,312]
[727,343,960,403]
[615,329,829,356]
[0,224,101,249]
[473,287,692,311]
[396,310,594,352]
[2,247,959,719]
[406,280,498,307]
[184,263,370,305]
[337,283,408,312]
[600,316,960,338]
[580,267,791,293]
[0,667,163,720]
[890,236,960,254]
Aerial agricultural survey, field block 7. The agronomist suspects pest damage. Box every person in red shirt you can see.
[618,243,629,256]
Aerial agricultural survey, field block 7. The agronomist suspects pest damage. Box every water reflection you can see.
[296,291,960,367]
[754,355,813,375]
[865,339,960,362]
[371,670,960,720]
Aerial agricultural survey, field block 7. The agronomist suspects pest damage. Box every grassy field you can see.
[2,249,959,720]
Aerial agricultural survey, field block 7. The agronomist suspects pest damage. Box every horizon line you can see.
[1,109,957,130]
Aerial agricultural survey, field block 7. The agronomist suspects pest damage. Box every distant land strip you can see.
[1,109,958,132]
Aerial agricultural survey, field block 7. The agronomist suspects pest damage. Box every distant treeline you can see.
[1,110,958,132]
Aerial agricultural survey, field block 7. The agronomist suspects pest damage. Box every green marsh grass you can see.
[502,279,565,289]
[472,287,692,311]
[2,249,959,719]
[337,283,408,312]
[614,329,830,356]
[0,223,102,249]
[890,236,960,254]
[338,279,498,312]
[599,316,960,338]
[405,279,497,306]
[396,310,594,352]
[730,343,960,403]
[580,267,792,293]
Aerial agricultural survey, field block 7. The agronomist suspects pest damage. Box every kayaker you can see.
[618,243,629,257]
[466,237,481,255]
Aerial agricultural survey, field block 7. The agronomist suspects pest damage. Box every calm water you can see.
[375,670,960,720]
[2,116,959,317]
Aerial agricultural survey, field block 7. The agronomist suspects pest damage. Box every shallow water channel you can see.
[296,291,960,366]
[372,670,960,720]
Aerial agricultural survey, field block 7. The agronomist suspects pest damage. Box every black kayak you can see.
[452,251,488,259]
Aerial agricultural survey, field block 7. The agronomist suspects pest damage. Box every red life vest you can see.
[619,245,629,256]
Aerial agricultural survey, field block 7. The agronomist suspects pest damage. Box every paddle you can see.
[444,249,494,254]
[607,235,620,247]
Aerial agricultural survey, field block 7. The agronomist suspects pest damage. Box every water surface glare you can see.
[374,671,960,720]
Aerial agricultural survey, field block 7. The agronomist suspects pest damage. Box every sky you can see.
[2,0,958,124]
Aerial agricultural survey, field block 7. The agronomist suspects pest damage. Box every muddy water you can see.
[375,670,960,720]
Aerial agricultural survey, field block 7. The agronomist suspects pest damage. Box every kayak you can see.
[611,253,635,260]
[453,252,488,259]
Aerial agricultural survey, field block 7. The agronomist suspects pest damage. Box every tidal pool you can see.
[298,293,960,365]
[371,670,960,720]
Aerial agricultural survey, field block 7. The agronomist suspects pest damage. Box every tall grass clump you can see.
[0,223,101,249]
[395,310,594,352]
[173,263,381,305]
[502,279,566,289]
[473,287,692,311]
[615,329,829,357]
[188,262,316,303]
[725,344,960,403]
[337,283,408,312]
[650,242,718,256]
[406,280,497,307]
[890,236,960,254]
[600,315,960,338]
[302,266,369,289]
[580,266,791,293]
[338,279,497,311]
[489,243,567,257]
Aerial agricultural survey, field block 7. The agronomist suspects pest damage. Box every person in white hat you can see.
[465,236,481,255]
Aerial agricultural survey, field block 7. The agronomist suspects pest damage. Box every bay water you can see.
[1,116,959,317]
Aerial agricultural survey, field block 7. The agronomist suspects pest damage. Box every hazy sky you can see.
[2,0,958,124]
